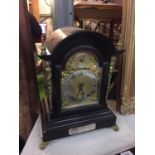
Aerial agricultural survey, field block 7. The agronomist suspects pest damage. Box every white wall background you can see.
[39,0,52,15]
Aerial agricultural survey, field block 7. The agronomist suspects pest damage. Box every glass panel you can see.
[61,49,102,109]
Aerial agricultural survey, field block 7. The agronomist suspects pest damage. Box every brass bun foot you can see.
[39,140,48,150]
[112,124,119,131]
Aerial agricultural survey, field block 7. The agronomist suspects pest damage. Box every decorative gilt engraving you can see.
[43,61,52,110]
[61,50,102,109]
[107,56,116,94]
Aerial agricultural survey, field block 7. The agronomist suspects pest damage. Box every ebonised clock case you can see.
[39,27,117,142]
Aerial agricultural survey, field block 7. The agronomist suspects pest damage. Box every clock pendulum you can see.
[38,27,122,149]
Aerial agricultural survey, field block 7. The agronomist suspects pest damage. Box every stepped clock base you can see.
[41,107,116,143]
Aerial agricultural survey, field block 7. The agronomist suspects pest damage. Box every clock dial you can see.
[62,70,98,103]
[61,49,102,109]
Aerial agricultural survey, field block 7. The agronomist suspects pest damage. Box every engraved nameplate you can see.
[69,123,96,135]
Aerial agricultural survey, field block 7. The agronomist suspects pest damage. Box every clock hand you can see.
[76,83,85,100]
[75,90,80,100]
[79,83,84,91]
[75,83,82,100]
[80,83,85,99]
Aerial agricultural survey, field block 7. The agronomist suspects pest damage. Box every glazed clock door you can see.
[61,47,102,110]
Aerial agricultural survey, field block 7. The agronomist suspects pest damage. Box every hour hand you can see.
[76,83,84,100]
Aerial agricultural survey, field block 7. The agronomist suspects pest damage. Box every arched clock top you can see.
[44,27,116,66]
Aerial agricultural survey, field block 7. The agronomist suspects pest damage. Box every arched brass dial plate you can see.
[61,50,102,109]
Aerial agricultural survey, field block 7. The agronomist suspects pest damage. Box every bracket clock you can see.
[39,27,119,149]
